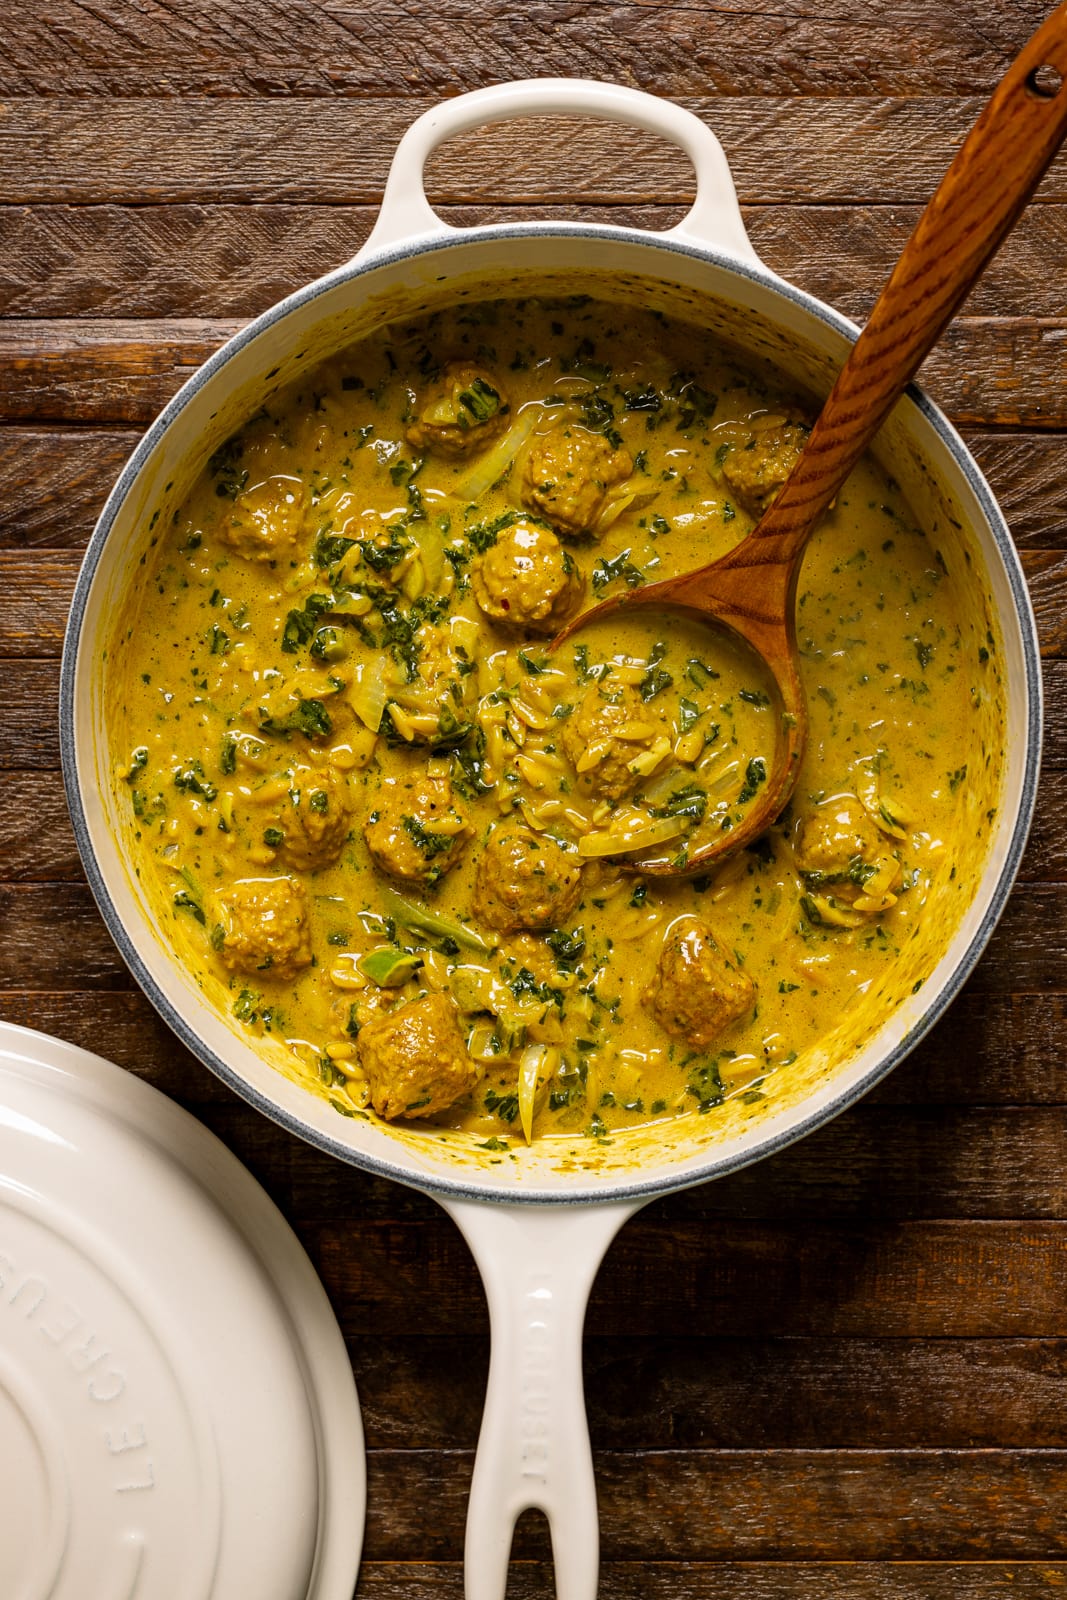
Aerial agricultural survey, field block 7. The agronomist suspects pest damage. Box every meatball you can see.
[262,765,352,872]
[643,918,755,1049]
[363,770,471,886]
[720,413,809,519]
[214,876,313,980]
[795,795,881,879]
[406,362,509,459]
[218,475,306,564]
[561,680,662,802]
[357,993,482,1120]
[471,518,583,634]
[475,825,583,933]
[521,423,632,539]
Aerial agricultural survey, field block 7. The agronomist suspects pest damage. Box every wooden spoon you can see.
[553,0,1067,877]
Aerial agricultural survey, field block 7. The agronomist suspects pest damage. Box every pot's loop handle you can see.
[440,1195,642,1600]
[361,78,759,263]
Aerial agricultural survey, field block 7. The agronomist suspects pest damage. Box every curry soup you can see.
[108,295,1003,1148]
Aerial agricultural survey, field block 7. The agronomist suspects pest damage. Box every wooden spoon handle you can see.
[727,0,1067,574]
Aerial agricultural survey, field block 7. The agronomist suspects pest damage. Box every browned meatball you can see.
[262,765,352,872]
[795,795,881,879]
[521,423,632,538]
[643,918,755,1049]
[363,770,471,887]
[357,993,482,1119]
[719,413,809,518]
[406,363,509,459]
[561,680,664,802]
[218,475,306,564]
[471,518,583,634]
[475,825,583,933]
[214,876,313,980]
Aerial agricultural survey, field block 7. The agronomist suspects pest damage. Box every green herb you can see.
[591,549,645,594]
[678,698,701,735]
[653,784,708,822]
[738,688,771,707]
[686,1057,724,1111]
[629,883,648,907]
[458,378,503,423]
[948,764,968,793]
[312,528,357,569]
[360,530,411,572]
[173,762,217,802]
[485,1088,520,1123]
[685,658,720,689]
[125,747,149,783]
[282,593,334,654]
[263,826,284,847]
[209,437,248,500]
[173,889,206,925]
[233,989,261,1023]
[546,927,586,965]
[737,758,767,805]
[258,699,333,740]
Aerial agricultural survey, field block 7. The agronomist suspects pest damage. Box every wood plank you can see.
[344,1334,1067,1450]
[0,318,242,424]
[0,770,80,879]
[0,426,139,548]
[5,202,1067,322]
[351,1565,1067,1600]
[5,98,1067,208]
[1,315,1064,428]
[2,424,1063,554]
[271,1105,1067,1224]
[0,0,1047,100]
[301,1218,1067,1338]
[4,986,1066,1109]
[357,1448,1067,1559]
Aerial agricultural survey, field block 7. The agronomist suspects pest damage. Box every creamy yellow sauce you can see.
[108,296,1003,1148]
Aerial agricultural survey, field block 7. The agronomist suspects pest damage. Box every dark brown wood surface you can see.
[4,3,1067,1594]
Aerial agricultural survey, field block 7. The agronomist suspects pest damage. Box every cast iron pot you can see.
[62,80,1042,1600]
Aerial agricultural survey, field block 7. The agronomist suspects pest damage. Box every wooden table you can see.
[4,2,1067,1594]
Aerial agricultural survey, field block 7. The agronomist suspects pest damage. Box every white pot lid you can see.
[0,1020,364,1600]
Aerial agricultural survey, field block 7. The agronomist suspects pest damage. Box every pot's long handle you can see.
[360,78,758,263]
[439,1195,642,1600]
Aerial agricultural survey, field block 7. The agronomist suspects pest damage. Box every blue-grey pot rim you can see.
[60,221,1043,1209]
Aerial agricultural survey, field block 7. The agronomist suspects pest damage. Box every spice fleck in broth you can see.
[109,296,1003,1148]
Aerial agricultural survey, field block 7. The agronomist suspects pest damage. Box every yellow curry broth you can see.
[109,295,1003,1148]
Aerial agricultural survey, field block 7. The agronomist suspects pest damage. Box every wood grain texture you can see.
[0,0,1048,99]
[352,1567,1067,1600]
[5,98,1067,208]
[7,3,1067,1592]
[357,1448,1067,1559]
[4,203,1066,321]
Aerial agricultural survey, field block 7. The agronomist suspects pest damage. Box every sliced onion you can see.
[592,487,660,538]
[577,815,689,858]
[454,404,544,501]
[350,659,388,733]
[518,1043,559,1145]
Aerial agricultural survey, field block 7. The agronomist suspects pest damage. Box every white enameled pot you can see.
[62,80,1042,1600]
